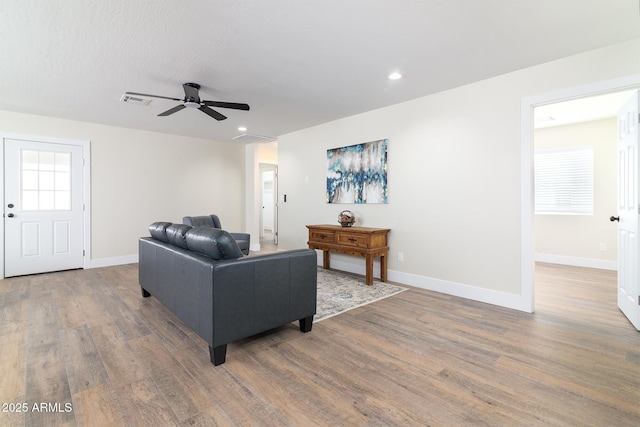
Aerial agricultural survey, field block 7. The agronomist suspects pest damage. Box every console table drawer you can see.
[335,232,368,248]
[309,230,335,243]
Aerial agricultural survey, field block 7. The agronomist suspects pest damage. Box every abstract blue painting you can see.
[326,139,388,204]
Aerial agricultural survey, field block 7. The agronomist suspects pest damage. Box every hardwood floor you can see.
[0,262,638,426]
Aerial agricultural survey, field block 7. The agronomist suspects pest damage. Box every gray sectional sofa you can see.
[139,222,317,365]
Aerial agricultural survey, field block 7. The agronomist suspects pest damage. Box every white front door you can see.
[4,138,85,277]
[616,92,640,330]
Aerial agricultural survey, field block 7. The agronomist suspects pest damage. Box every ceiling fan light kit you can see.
[125,82,250,122]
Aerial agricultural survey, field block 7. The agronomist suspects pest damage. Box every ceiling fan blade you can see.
[158,104,186,116]
[183,83,201,102]
[125,91,182,102]
[202,101,250,111]
[198,105,227,121]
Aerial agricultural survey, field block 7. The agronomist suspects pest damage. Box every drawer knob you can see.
[348,238,357,243]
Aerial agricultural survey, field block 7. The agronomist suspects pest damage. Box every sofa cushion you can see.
[166,224,192,249]
[148,222,172,243]
[186,227,243,260]
[183,215,217,227]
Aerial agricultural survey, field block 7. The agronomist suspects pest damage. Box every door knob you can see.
[610,216,619,222]
[7,213,14,218]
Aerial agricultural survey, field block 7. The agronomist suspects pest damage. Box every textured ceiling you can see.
[1,0,639,142]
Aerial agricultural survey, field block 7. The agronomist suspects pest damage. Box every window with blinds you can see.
[534,146,594,214]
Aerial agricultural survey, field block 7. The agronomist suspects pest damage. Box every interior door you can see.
[4,138,84,277]
[259,164,278,245]
[274,166,278,245]
[616,91,640,330]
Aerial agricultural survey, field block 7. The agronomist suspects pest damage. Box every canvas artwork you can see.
[326,139,388,204]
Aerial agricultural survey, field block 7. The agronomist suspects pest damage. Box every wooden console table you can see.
[306,225,390,285]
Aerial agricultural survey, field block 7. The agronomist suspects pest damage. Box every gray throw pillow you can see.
[185,227,243,260]
[148,222,172,243]
[166,224,192,249]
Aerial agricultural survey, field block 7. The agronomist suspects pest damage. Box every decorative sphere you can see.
[338,210,355,227]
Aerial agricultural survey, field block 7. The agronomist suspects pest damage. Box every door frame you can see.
[1,133,91,279]
[520,73,640,312]
[259,162,278,244]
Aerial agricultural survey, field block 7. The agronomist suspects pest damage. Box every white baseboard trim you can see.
[88,254,138,269]
[321,258,531,313]
[535,253,617,271]
[250,243,261,252]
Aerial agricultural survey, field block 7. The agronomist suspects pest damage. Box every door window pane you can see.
[22,171,38,190]
[55,152,70,171]
[22,150,38,170]
[55,191,70,210]
[21,149,73,211]
[39,151,55,171]
[55,172,70,190]
[39,171,55,190]
[39,191,55,210]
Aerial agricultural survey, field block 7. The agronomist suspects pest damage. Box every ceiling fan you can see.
[125,82,250,121]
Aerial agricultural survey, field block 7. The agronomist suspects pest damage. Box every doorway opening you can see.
[522,73,640,326]
[259,163,278,251]
[532,91,630,324]
[532,90,632,270]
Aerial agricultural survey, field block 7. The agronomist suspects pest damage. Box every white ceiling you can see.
[534,90,637,129]
[1,1,639,143]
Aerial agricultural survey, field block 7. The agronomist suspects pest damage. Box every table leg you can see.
[365,254,374,285]
[380,254,387,282]
[323,250,330,269]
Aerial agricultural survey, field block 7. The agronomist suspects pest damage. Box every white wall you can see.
[534,119,618,269]
[0,110,245,265]
[277,37,640,310]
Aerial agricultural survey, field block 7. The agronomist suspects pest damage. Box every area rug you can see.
[315,268,408,322]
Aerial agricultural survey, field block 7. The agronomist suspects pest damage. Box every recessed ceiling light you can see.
[238,126,247,132]
[387,72,403,80]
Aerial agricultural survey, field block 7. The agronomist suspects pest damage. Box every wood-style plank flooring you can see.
[0,261,638,426]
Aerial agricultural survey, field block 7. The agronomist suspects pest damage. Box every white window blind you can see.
[534,146,593,214]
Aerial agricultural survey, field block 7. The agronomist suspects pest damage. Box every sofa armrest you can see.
[229,232,251,255]
[229,232,250,241]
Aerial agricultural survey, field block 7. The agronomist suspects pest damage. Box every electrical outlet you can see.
[397,252,404,262]
[599,243,607,252]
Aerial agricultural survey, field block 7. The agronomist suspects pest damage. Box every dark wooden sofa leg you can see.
[299,315,313,333]
[141,287,151,298]
[209,345,227,366]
